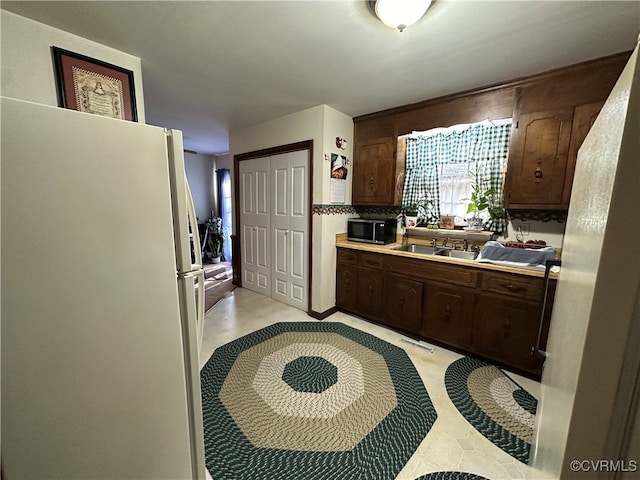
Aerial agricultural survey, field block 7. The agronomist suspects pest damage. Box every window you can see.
[402,119,512,233]
[439,161,477,219]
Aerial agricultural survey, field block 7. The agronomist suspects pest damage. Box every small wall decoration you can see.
[335,137,348,150]
[330,153,348,180]
[52,47,138,122]
[330,153,349,204]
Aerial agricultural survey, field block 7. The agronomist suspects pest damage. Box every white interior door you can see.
[239,150,309,311]
[239,158,270,297]
[271,151,309,310]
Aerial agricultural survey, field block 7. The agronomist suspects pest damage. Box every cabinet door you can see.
[473,295,543,376]
[562,101,605,207]
[352,137,396,205]
[357,269,384,321]
[336,264,358,313]
[506,108,574,208]
[383,273,423,333]
[423,282,474,350]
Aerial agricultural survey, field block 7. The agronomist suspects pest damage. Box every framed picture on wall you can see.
[51,46,138,122]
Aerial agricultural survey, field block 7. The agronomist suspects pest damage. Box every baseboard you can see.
[307,306,338,320]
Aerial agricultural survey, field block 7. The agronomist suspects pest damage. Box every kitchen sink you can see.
[391,244,441,255]
[392,243,479,260]
[434,248,479,260]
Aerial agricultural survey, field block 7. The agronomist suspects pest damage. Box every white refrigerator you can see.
[530,42,640,477]
[1,96,206,479]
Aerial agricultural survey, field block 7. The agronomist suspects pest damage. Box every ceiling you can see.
[2,1,639,155]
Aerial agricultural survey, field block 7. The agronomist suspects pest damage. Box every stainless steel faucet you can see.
[442,237,451,248]
[431,238,437,248]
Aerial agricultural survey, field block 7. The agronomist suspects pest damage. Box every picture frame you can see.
[52,46,138,122]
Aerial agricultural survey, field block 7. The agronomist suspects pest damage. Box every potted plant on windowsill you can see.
[402,203,420,228]
[466,173,505,231]
[402,195,434,228]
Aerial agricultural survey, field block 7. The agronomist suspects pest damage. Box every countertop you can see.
[336,235,559,279]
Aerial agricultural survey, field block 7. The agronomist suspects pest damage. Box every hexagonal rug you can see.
[200,322,437,480]
[444,356,537,464]
[414,473,489,480]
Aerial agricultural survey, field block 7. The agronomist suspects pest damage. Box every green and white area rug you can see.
[414,473,490,480]
[200,322,437,480]
[445,356,538,464]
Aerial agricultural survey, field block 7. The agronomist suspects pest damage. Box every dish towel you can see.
[477,241,558,270]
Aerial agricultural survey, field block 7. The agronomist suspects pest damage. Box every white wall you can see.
[215,154,233,171]
[316,106,354,312]
[184,152,214,223]
[230,105,354,314]
[499,219,566,250]
[1,10,145,122]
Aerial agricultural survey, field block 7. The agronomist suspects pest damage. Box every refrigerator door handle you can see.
[532,259,562,359]
[185,179,203,270]
[179,268,206,354]
[165,129,203,274]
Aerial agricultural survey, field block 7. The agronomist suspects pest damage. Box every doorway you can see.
[234,141,313,312]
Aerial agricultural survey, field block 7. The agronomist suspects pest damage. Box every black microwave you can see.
[347,218,398,245]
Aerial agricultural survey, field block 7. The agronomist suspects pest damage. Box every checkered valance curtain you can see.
[402,123,511,233]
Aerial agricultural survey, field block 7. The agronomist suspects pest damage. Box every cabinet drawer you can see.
[359,252,384,270]
[386,256,478,288]
[337,248,358,265]
[481,271,542,301]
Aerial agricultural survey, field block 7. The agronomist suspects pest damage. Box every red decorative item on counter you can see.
[503,240,547,249]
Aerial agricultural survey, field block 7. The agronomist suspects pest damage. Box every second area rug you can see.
[445,356,538,464]
[200,321,437,480]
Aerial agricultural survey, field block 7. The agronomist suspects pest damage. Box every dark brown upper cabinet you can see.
[352,116,402,205]
[504,54,627,210]
[352,51,629,211]
[505,108,575,208]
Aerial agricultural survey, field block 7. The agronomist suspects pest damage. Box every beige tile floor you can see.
[200,288,540,480]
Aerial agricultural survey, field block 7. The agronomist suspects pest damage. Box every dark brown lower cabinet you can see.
[335,247,554,379]
[357,269,384,321]
[336,264,358,313]
[422,281,475,351]
[472,294,544,376]
[382,273,423,332]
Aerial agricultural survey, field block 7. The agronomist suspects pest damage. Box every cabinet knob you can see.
[443,303,452,320]
[534,166,543,182]
[368,284,373,296]
[368,175,374,185]
[503,318,512,337]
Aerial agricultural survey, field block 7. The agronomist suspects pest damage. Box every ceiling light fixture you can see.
[368,0,433,32]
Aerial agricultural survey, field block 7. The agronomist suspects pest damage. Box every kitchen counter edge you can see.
[336,237,558,279]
